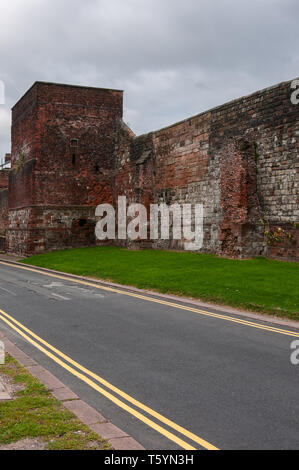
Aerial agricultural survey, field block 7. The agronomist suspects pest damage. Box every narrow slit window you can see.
[70,138,78,148]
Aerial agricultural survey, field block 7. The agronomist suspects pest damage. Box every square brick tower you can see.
[7,81,123,254]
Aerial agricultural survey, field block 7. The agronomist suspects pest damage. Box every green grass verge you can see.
[23,246,299,320]
[0,354,111,450]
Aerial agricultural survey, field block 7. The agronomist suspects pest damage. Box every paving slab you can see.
[51,386,79,401]
[90,422,129,440]
[108,437,145,450]
[0,377,11,400]
[63,399,107,425]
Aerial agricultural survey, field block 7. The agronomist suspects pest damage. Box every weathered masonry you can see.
[1,82,122,254]
[0,79,298,259]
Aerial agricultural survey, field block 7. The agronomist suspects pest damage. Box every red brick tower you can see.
[7,82,123,254]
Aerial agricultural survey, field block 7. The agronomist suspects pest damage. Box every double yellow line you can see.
[0,266,220,450]
[0,261,298,450]
[0,307,218,450]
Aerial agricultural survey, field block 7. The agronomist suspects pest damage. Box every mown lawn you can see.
[23,247,299,320]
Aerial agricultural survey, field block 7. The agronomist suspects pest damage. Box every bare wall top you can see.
[10,81,124,208]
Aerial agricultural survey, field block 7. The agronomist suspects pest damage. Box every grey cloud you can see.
[0,0,298,158]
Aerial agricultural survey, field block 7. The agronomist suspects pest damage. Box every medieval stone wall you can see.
[0,169,9,250]
[0,170,9,191]
[0,189,8,251]
[6,206,96,255]
[113,78,298,258]
[0,78,298,258]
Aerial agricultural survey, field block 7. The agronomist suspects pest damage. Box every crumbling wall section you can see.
[219,139,262,257]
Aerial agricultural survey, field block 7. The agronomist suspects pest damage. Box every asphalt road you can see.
[0,260,299,450]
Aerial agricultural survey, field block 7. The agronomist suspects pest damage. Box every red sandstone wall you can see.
[8,159,36,208]
[114,78,298,258]
[0,189,8,251]
[10,82,123,208]
[11,85,39,169]
[7,206,96,255]
[34,83,122,206]
[0,170,9,191]
[7,82,124,254]
[4,78,298,258]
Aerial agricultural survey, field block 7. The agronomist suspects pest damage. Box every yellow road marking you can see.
[0,308,218,450]
[1,261,299,338]
[0,260,297,449]
[0,311,199,450]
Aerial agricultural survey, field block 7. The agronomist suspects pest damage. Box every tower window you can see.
[72,154,76,165]
[70,138,78,148]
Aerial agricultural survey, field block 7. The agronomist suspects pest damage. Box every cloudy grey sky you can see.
[0,0,298,160]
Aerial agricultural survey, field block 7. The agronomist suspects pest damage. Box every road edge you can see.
[0,330,145,451]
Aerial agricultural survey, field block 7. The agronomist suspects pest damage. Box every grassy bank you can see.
[23,247,299,320]
[0,355,110,450]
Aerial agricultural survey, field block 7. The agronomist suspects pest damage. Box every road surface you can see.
[0,260,298,450]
